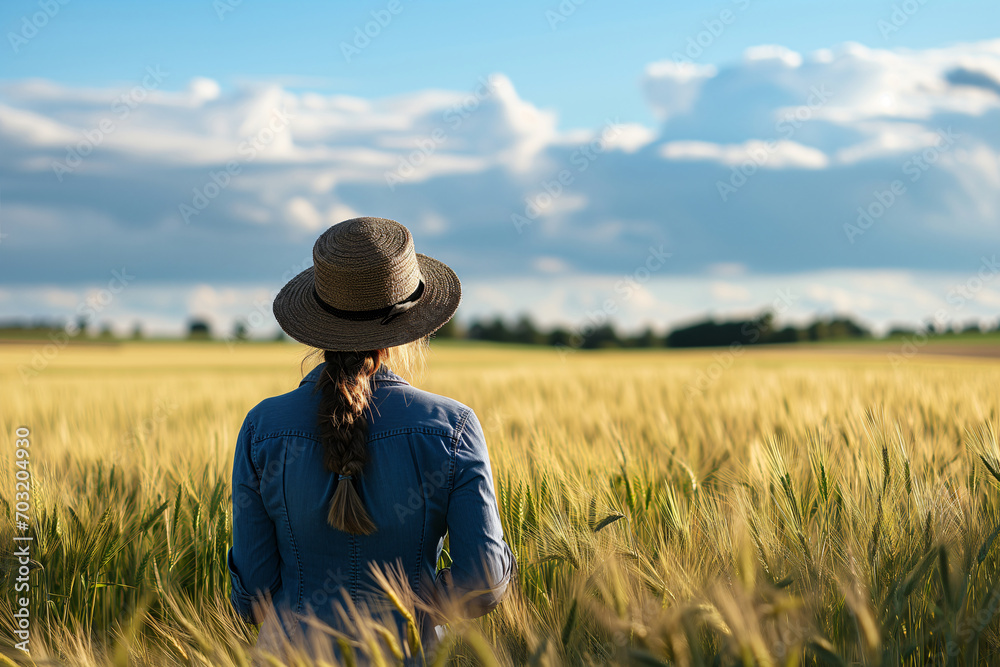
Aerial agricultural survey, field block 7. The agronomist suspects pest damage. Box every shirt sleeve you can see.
[227,412,282,623]
[440,408,516,617]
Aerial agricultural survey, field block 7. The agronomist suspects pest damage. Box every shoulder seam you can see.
[452,406,473,450]
[443,406,472,521]
[246,419,263,481]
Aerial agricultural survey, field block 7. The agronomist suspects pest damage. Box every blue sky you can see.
[1,0,999,338]
[5,0,998,129]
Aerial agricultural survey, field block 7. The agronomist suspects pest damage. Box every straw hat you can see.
[272,217,461,350]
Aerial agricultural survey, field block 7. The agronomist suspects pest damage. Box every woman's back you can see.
[229,216,513,661]
[227,361,515,655]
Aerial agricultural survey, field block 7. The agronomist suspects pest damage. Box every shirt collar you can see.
[299,362,409,387]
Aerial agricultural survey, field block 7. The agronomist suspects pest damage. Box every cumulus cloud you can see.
[533,256,570,274]
[711,281,752,302]
[1,40,999,335]
[659,139,828,168]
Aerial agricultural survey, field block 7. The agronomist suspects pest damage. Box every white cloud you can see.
[228,202,271,225]
[806,283,877,312]
[533,256,570,273]
[743,44,804,68]
[660,139,828,169]
[188,77,221,103]
[472,285,514,312]
[41,288,79,308]
[285,197,323,231]
[642,61,717,120]
[328,203,360,225]
[707,263,747,277]
[419,211,447,236]
[1,39,999,334]
[605,123,656,153]
[711,282,751,302]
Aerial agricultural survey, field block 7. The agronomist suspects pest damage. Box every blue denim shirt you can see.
[227,362,515,652]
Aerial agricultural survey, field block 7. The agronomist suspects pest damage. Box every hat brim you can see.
[272,253,461,350]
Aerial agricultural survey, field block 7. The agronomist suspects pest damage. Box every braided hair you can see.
[314,349,385,535]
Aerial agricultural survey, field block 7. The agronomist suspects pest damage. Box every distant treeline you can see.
[435,312,875,349]
[1,311,995,349]
[441,312,996,349]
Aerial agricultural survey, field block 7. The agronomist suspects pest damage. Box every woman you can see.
[227,217,515,662]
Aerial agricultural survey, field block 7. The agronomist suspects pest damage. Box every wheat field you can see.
[1,341,999,665]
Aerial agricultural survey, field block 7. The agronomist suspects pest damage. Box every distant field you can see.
[1,341,1000,665]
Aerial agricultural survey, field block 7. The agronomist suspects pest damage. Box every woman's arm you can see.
[227,413,282,624]
[438,408,516,618]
